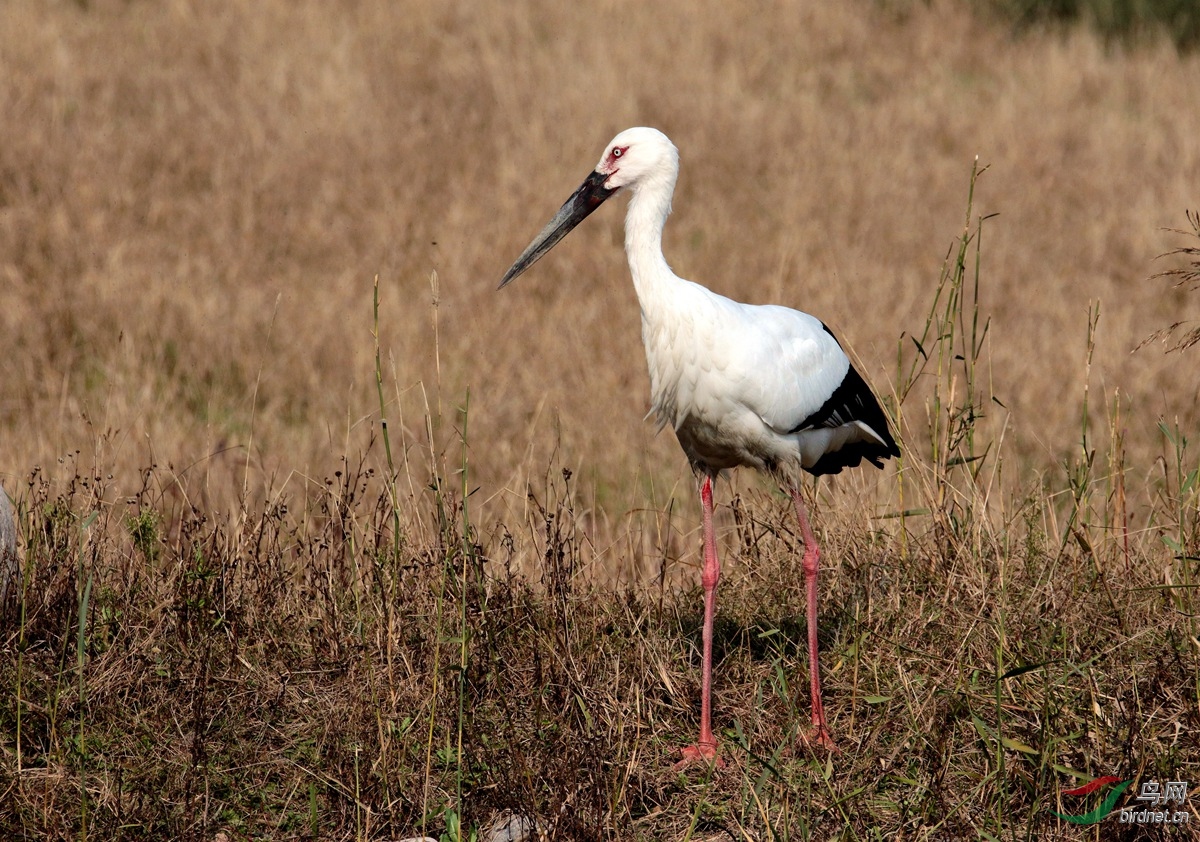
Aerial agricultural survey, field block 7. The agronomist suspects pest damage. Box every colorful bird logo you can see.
[1052,776,1134,824]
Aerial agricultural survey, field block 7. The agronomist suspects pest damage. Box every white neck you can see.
[623,165,680,315]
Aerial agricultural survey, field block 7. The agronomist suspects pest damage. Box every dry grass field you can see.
[1,0,1199,839]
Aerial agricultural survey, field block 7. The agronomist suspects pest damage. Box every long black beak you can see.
[498,170,617,289]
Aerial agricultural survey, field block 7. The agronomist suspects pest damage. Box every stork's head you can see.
[499,127,679,289]
[593,127,679,192]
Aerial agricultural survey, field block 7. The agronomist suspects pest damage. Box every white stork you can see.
[499,127,899,766]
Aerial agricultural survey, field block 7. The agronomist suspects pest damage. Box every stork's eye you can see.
[612,147,625,158]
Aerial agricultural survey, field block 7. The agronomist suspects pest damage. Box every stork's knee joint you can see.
[802,548,820,577]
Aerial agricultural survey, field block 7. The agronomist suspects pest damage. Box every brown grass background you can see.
[3,3,1200,838]
[3,0,1198,553]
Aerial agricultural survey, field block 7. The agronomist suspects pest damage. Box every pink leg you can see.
[792,488,836,750]
[676,475,724,768]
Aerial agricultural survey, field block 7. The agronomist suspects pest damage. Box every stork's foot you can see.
[802,722,839,753]
[674,741,724,770]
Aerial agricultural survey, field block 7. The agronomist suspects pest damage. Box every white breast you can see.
[640,282,852,476]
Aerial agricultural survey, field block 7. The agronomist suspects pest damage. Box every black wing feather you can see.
[789,327,900,477]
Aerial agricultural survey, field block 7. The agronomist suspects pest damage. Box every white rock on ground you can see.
[394,812,536,842]
[482,812,536,842]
